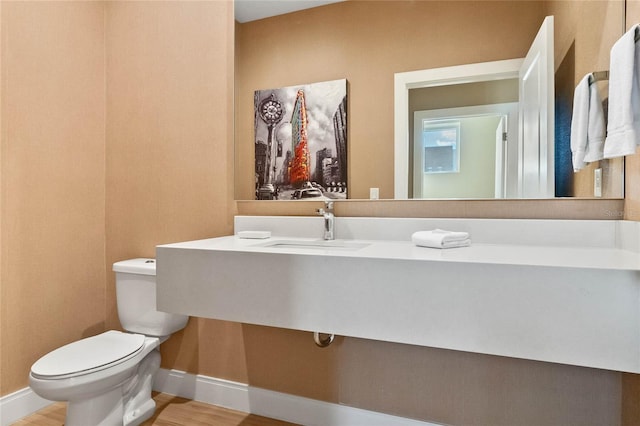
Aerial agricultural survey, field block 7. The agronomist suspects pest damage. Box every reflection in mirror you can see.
[394,59,525,199]
[414,103,518,199]
[235,0,625,200]
[396,16,555,199]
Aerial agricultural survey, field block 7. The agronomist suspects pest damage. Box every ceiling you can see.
[234,0,345,23]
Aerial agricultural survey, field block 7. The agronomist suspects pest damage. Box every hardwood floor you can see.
[13,393,299,426]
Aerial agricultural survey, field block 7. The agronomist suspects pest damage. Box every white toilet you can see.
[29,258,188,426]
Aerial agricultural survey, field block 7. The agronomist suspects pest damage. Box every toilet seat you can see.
[31,330,145,380]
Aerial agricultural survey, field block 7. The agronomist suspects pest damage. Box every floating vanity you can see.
[156,216,640,373]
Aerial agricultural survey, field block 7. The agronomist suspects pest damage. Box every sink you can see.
[157,216,640,374]
[254,239,369,251]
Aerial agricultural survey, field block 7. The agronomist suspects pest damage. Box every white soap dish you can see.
[237,230,271,239]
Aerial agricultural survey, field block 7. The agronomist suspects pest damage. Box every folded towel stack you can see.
[411,229,471,249]
[604,24,640,158]
[571,73,606,171]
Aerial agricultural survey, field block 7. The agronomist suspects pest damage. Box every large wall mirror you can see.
[234,0,625,201]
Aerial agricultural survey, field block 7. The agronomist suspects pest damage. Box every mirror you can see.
[235,0,625,200]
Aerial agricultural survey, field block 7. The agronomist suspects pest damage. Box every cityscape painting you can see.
[254,79,347,201]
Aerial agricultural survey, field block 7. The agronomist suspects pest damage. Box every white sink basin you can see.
[254,239,369,251]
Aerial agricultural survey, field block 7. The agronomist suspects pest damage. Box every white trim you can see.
[153,368,251,413]
[394,58,524,199]
[153,368,440,426]
[1,369,440,426]
[0,387,52,426]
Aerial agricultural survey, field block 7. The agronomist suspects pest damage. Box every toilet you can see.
[29,258,188,426]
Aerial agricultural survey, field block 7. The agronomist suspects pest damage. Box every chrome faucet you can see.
[316,201,335,240]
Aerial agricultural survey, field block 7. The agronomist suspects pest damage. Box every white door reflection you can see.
[413,104,518,198]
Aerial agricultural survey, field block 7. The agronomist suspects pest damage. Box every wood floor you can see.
[13,392,299,426]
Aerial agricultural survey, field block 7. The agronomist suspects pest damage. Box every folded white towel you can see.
[571,73,606,171]
[411,229,471,249]
[604,24,640,158]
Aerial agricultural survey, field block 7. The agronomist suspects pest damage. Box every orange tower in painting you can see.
[289,90,310,186]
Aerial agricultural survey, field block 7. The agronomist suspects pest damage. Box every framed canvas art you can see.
[254,79,347,200]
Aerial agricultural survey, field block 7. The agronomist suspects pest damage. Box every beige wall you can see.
[410,80,520,113]
[0,0,241,396]
[241,323,621,425]
[0,1,107,395]
[103,0,244,382]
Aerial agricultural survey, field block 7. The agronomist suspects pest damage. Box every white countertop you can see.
[160,235,640,271]
[156,216,640,373]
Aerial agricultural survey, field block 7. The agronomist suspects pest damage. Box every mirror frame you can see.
[394,58,524,199]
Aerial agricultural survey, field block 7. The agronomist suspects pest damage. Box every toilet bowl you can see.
[29,259,188,426]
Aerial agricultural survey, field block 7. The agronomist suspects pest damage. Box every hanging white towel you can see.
[571,73,606,171]
[411,229,471,249]
[604,24,640,158]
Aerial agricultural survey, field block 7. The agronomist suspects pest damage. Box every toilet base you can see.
[124,399,156,426]
[66,386,124,426]
[63,346,161,426]
[122,349,160,426]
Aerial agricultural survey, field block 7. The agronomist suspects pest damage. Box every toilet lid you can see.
[31,330,145,379]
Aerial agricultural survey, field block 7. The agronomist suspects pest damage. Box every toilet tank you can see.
[113,258,188,337]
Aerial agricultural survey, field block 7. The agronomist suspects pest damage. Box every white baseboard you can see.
[0,387,52,426]
[153,368,251,413]
[153,368,439,426]
[1,369,439,426]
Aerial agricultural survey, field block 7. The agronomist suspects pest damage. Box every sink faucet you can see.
[316,201,335,240]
